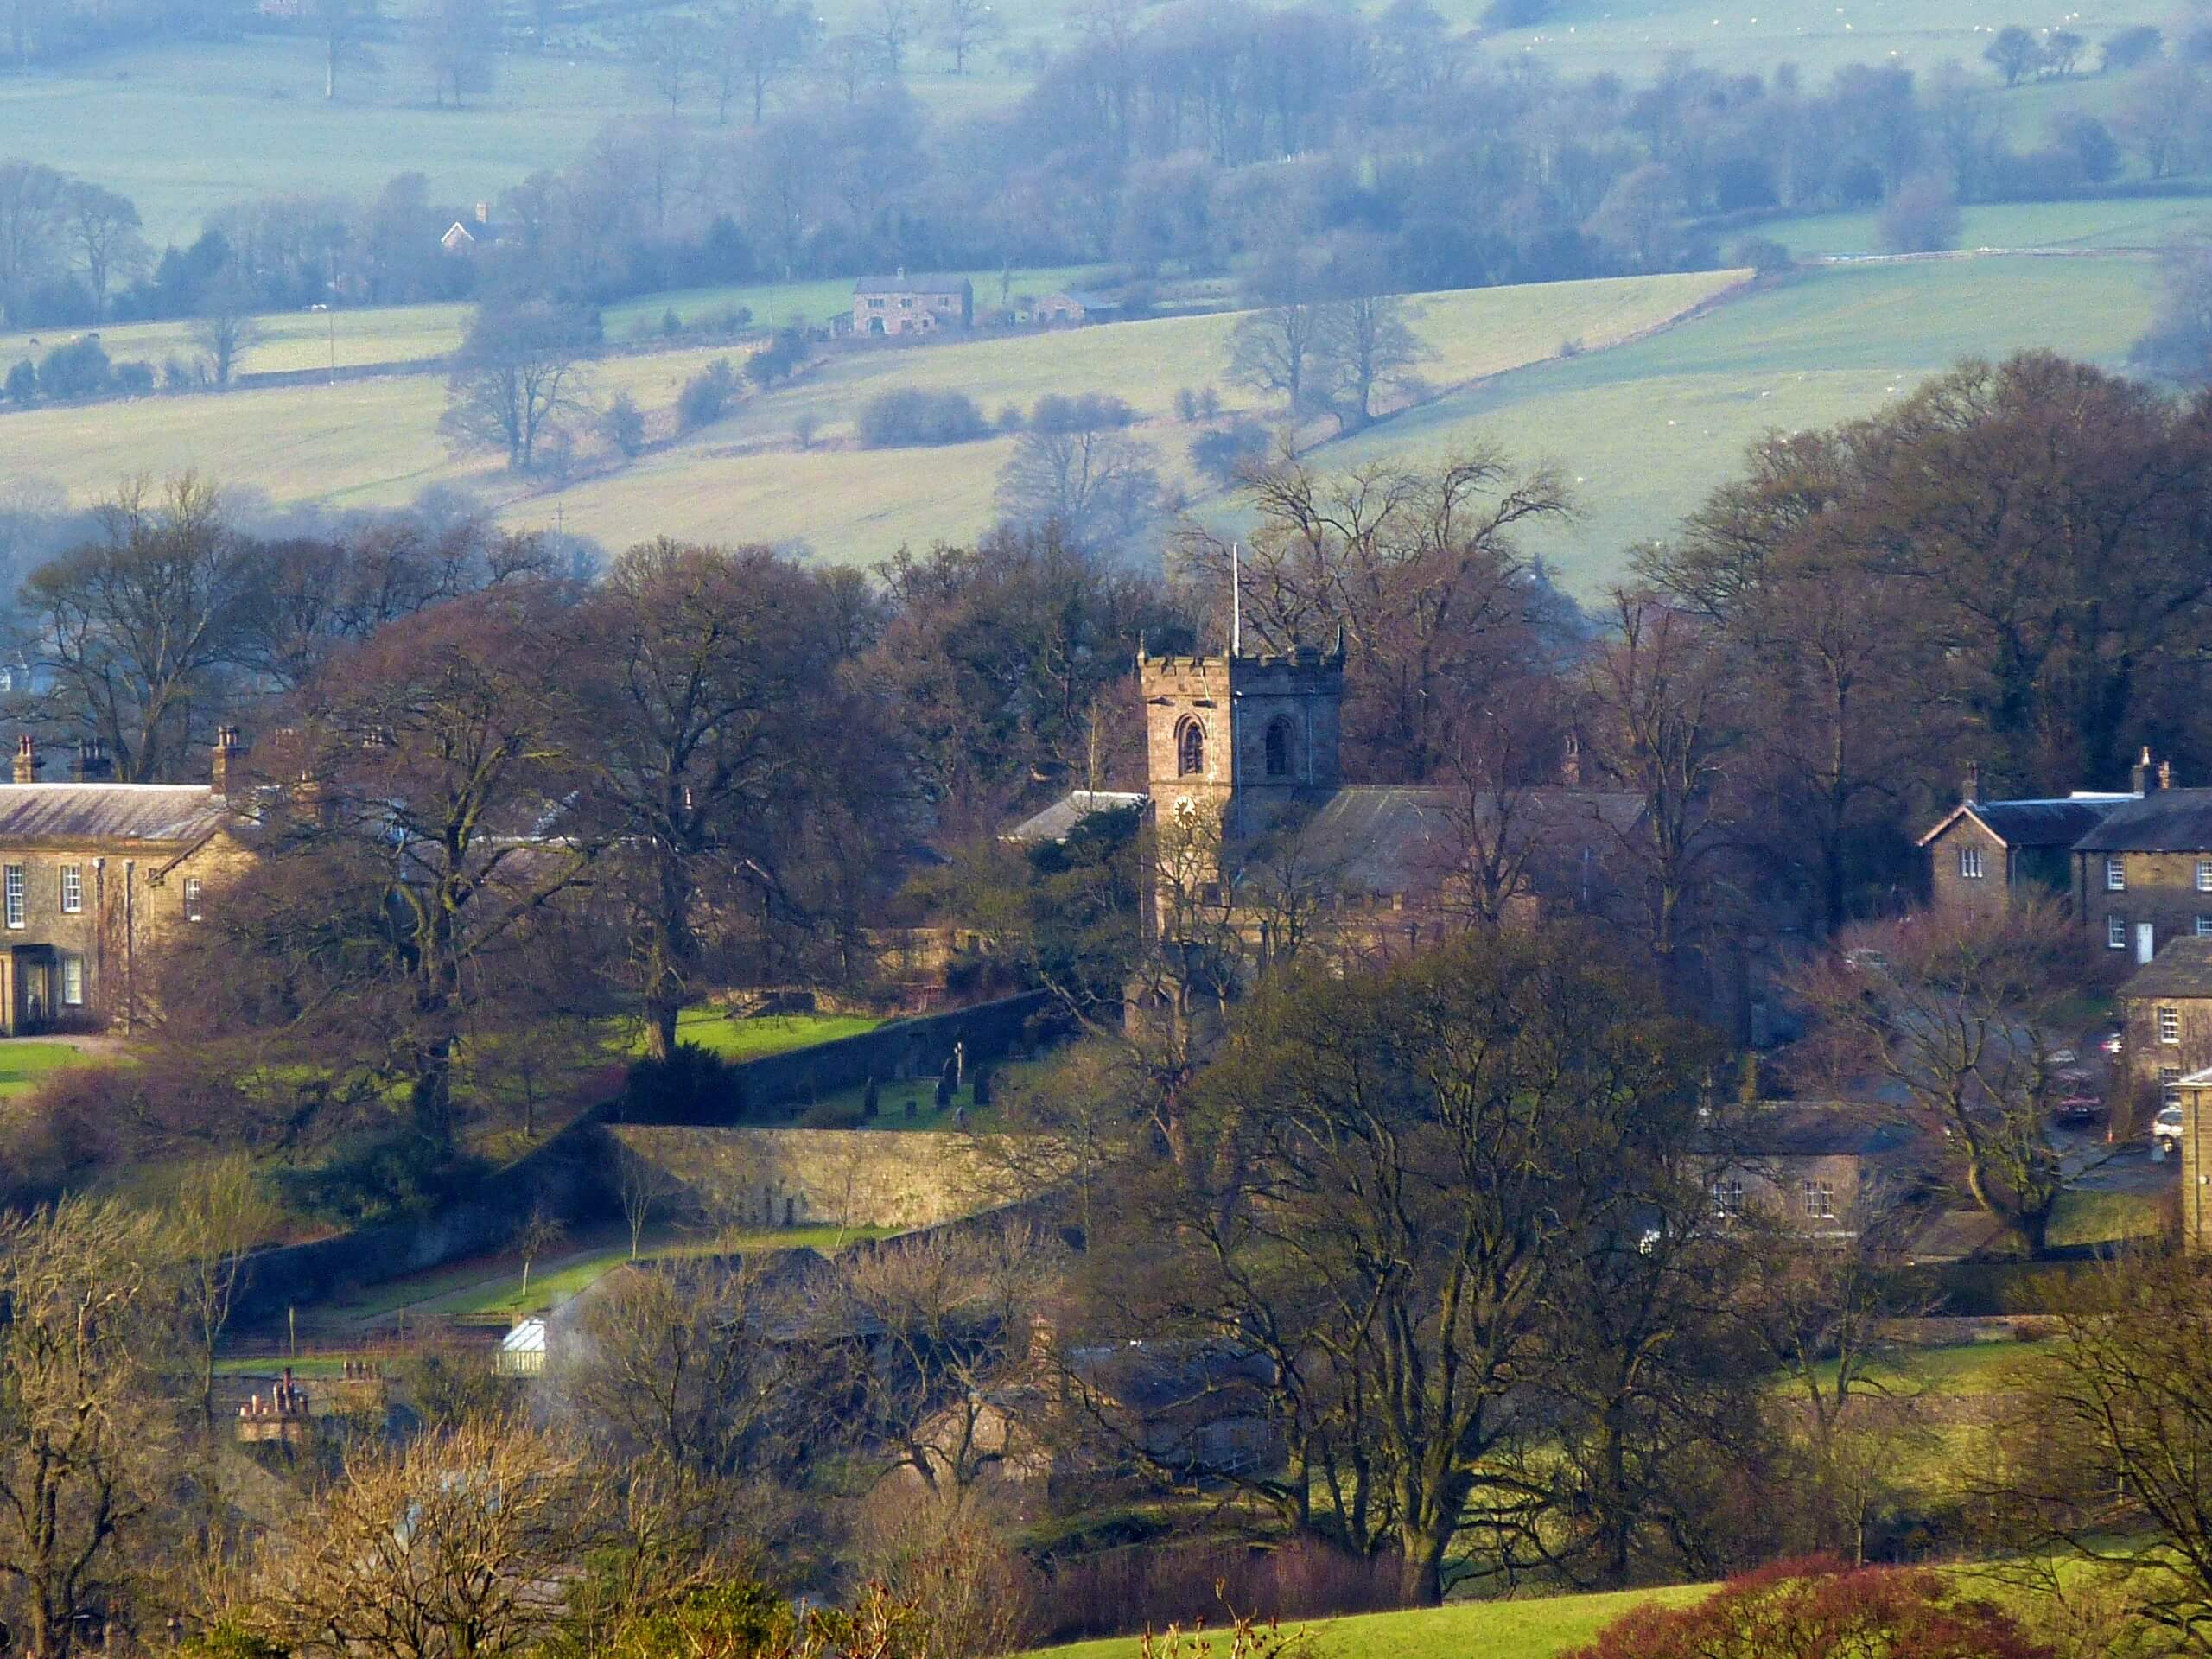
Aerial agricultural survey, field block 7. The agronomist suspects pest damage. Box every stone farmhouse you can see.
[852,274,974,337]
[1919,748,2212,966]
[0,730,257,1034]
[1705,1103,1919,1240]
[1010,638,1643,958]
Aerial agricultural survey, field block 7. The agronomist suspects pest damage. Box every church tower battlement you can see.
[1139,635,1344,842]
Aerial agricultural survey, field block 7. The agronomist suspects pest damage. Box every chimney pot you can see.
[12,736,37,785]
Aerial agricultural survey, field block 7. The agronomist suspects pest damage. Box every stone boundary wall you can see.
[610,1126,1046,1230]
[226,989,1058,1326]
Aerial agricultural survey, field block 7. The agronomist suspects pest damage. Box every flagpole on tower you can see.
[1230,542,1242,658]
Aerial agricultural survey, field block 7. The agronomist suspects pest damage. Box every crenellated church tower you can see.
[1138,633,1345,849]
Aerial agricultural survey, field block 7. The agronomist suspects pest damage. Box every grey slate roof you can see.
[0,783,228,846]
[2121,936,2212,1001]
[2071,789,2212,853]
[1923,798,2127,850]
[853,273,970,296]
[1005,790,1147,843]
[1730,1103,1914,1158]
[1293,785,1642,895]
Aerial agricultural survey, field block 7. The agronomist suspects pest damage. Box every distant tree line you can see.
[11,3,2212,334]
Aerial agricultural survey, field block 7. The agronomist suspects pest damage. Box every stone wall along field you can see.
[609,1125,1038,1230]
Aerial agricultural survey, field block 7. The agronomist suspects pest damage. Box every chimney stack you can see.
[2134,746,2157,796]
[211,727,243,799]
[70,740,112,783]
[474,200,490,225]
[2162,760,2176,791]
[12,736,38,785]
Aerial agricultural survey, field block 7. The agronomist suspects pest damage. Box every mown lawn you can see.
[1020,1583,1712,1659]
[660,1008,881,1063]
[0,1041,85,1097]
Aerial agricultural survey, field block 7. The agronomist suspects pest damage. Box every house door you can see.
[2139,922,2157,965]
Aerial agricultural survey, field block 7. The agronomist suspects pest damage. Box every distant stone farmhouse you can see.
[852,274,973,337]
[0,731,256,1034]
[1032,289,1121,326]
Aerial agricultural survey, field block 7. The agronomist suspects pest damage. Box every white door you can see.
[2138,922,2157,964]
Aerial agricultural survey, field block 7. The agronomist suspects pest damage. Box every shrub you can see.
[601,391,647,456]
[38,336,111,401]
[856,386,990,448]
[744,327,808,387]
[1028,391,1136,433]
[997,402,1025,432]
[1173,386,1199,421]
[794,410,819,448]
[162,356,194,391]
[662,307,683,337]
[1878,173,1963,254]
[621,1041,740,1123]
[270,1130,490,1227]
[677,359,741,432]
[1189,417,1269,489]
[112,359,154,395]
[3,359,33,404]
[1565,1558,2051,1659]
[1730,236,1794,276]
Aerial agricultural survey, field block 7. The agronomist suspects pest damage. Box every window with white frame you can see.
[2110,914,2130,950]
[2197,915,2212,938]
[1959,844,1985,880]
[6,866,25,930]
[1801,1179,1837,1221]
[183,877,203,924]
[2107,855,2127,892]
[59,866,79,916]
[2166,1065,2185,1108]
[2162,1007,2182,1045]
[59,955,81,1007]
[2198,859,2212,893]
[1712,1176,1744,1218]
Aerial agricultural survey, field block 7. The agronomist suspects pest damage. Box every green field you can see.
[0,269,1746,571]
[1320,253,2158,591]
[1478,0,2164,83]
[1762,196,2212,258]
[0,1041,85,1097]
[657,1008,881,1063]
[1022,1583,1711,1659]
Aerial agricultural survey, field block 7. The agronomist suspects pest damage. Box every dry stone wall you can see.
[610,1125,1039,1230]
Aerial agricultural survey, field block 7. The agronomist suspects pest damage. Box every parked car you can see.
[2155,1103,2184,1156]
[2054,1095,2106,1126]
[2045,1047,2079,1066]
[2101,1031,2126,1057]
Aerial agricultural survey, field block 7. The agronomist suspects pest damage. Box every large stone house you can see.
[852,274,973,336]
[0,731,257,1033]
[1008,639,1642,959]
[2116,936,2212,1136]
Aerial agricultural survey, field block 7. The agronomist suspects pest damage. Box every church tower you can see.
[1138,635,1345,843]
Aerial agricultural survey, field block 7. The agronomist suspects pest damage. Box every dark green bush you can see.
[621,1041,740,1123]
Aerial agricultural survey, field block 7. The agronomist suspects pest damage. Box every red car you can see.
[2055,1096,2107,1126]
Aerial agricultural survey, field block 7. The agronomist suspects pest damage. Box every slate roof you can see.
[854,273,971,296]
[1294,785,1641,895]
[1917,797,2129,850]
[2071,788,2212,853]
[2120,936,2212,1001]
[0,783,229,846]
[1729,1103,1914,1159]
[1005,791,1147,844]
[1002,785,1642,894]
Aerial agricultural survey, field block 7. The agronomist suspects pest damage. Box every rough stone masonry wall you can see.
[609,1126,1038,1230]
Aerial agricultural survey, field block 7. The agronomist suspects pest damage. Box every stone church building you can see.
[1010,638,1642,956]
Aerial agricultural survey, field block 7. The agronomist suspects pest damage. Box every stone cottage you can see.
[852,274,974,336]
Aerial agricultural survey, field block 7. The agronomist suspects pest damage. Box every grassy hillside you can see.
[0,269,1745,559]
[1317,253,2159,592]
[1763,194,2212,258]
[1021,1583,1710,1659]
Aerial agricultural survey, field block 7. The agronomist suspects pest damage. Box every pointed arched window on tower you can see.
[1264,716,1292,779]
[1177,718,1205,777]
